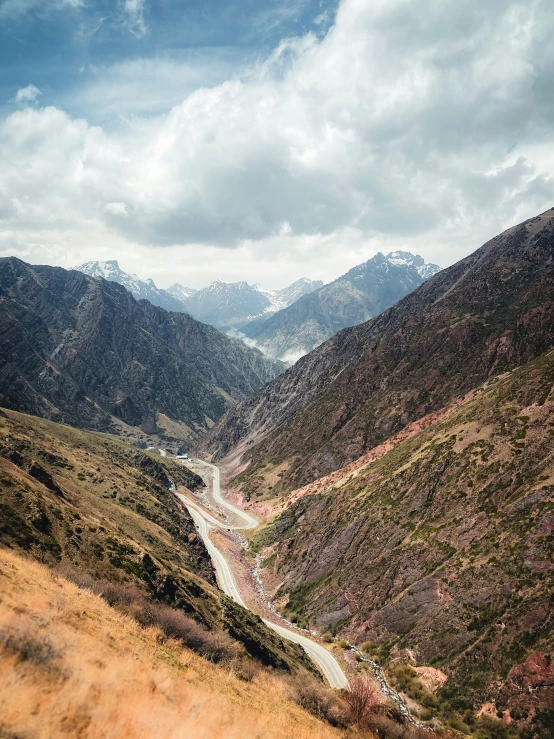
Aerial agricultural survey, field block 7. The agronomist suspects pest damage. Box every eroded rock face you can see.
[499,652,554,717]
[0,258,283,442]
[203,208,554,496]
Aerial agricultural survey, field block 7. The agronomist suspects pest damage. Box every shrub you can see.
[0,624,60,675]
[345,673,381,724]
[138,603,238,664]
[227,656,261,682]
[365,713,431,739]
[532,710,554,739]
[99,581,145,608]
[287,676,349,727]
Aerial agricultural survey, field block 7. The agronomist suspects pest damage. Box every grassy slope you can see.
[256,349,554,727]
[0,409,314,674]
[0,548,343,739]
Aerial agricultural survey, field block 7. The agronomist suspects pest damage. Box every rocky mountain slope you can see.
[184,277,323,331]
[0,408,313,674]
[0,258,283,444]
[202,208,554,494]
[76,259,194,313]
[242,251,440,361]
[255,347,554,730]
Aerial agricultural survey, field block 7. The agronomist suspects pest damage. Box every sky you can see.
[0,0,553,291]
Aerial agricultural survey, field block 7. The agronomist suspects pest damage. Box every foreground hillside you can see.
[0,257,283,446]
[0,549,343,739]
[0,409,312,673]
[255,348,554,733]
[203,208,554,495]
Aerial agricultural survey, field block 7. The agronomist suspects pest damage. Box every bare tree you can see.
[345,674,380,724]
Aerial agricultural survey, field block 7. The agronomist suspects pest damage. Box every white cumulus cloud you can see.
[1,0,554,290]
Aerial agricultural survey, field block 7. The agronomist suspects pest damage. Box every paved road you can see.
[262,617,350,689]
[183,502,246,607]
[176,460,349,689]
[207,462,258,529]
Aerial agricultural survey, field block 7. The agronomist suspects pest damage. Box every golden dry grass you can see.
[0,548,346,739]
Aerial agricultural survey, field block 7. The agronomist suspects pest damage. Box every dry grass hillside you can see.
[0,548,344,739]
[0,409,314,674]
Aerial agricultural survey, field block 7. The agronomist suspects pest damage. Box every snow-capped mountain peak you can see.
[167,282,197,301]
[75,260,190,314]
[254,278,324,313]
[386,251,441,279]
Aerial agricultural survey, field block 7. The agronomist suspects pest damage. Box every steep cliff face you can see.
[202,208,554,493]
[242,252,440,361]
[0,258,283,443]
[255,348,554,720]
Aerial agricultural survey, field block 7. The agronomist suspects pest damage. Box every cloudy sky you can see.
[0,0,553,290]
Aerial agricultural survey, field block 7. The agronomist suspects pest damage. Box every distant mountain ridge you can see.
[254,277,325,314]
[75,260,323,332]
[76,260,194,313]
[0,258,283,445]
[167,282,198,301]
[183,280,273,330]
[242,251,441,361]
[385,250,440,279]
[185,277,324,330]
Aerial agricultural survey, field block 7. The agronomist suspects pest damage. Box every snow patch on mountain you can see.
[254,278,324,314]
[75,260,190,313]
[386,251,441,280]
[167,282,197,301]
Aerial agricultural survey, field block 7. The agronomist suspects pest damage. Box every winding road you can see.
[175,459,349,689]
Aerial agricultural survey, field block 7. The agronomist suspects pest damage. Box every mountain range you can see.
[76,259,196,313]
[181,277,324,331]
[199,207,554,727]
[76,260,323,332]
[76,255,439,362]
[3,209,554,736]
[0,258,283,446]
[203,212,554,488]
[242,251,441,361]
